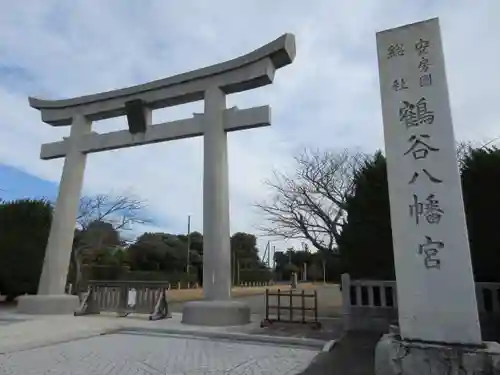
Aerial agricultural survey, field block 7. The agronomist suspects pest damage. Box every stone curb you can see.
[0,327,336,355]
[321,340,336,352]
[0,316,337,355]
[116,326,330,350]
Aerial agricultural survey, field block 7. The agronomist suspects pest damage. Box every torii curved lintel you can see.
[30,33,296,126]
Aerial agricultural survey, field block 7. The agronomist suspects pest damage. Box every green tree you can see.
[70,194,148,292]
[126,238,161,271]
[461,146,500,282]
[307,262,323,282]
[231,232,262,268]
[230,232,271,284]
[338,151,395,279]
[273,250,288,280]
[126,231,202,275]
[0,199,53,300]
[186,231,204,271]
[283,263,299,279]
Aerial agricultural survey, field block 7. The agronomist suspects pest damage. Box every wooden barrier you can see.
[260,288,321,329]
[74,280,169,320]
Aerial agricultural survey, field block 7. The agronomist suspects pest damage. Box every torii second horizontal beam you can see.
[40,105,270,160]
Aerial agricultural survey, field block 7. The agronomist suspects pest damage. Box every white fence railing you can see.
[341,273,500,339]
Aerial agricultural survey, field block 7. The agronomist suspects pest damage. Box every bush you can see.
[461,147,500,282]
[79,266,198,289]
[119,271,197,287]
[238,269,273,283]
[0,199,52,299]
[82,264,130,280]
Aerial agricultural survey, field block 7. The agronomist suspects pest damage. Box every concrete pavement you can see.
[0,313,330,374]
[1,331,318,375]
[0,284,344,374]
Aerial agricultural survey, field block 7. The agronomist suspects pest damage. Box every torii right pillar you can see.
[181,87,247,326]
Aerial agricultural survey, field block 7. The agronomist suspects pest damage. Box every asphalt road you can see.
[169,284,343,318]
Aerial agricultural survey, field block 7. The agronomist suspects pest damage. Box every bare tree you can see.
[71,194,149,292]
[456,141,472,170]
[255,148,366,253]
[257,140,495,254]
[77,194,148,231]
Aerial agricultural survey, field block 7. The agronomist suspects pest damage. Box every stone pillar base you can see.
[182,300,251,326]
[375,333,500,375]
[16,295,80,315]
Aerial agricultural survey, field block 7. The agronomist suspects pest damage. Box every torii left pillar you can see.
[17,115,90,314]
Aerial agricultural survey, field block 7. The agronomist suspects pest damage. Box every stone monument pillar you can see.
[374,17,500,375]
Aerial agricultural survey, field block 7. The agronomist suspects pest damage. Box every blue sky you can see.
[1,0,499,252]
[0,164,57,202]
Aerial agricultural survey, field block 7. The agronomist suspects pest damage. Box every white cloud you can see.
[0,0,499,254]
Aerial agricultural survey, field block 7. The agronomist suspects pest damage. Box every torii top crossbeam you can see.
[29,33,295,126]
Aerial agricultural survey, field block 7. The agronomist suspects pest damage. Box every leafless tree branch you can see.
[71,193,149,293]
[255,148,367,253]
[76,194,149,231]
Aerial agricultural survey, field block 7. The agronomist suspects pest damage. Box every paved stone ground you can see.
[297,331,381,375]
[0,332,318,375]
[0,285,344,374]
[0,318,26,327]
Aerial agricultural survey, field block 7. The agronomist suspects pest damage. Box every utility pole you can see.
[266,240,271,268]
[232,251,237,285]
[186,215,191,275]
[263,241,270,267]
[232,252,240,286]
[237,259,240,285]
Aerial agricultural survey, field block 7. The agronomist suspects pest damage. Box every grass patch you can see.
[167,283,316,302]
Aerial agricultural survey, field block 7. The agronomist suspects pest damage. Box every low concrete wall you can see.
[341,273,500,340]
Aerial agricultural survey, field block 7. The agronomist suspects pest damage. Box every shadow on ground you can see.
[298,331,382,375]
[248,318,344,341]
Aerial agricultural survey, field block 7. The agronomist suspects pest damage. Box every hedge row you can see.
[78,266,273,291]
[79,266,198,291]
[238,269,273,283]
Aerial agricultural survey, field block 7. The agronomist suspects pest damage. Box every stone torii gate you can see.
[17,33,296,325]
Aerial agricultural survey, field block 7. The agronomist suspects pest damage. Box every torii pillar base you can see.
[181,300,251,326]
[16,294,80,315]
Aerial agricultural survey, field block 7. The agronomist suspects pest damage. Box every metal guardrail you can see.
[74,280,169,320]
[260,288,321,329]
